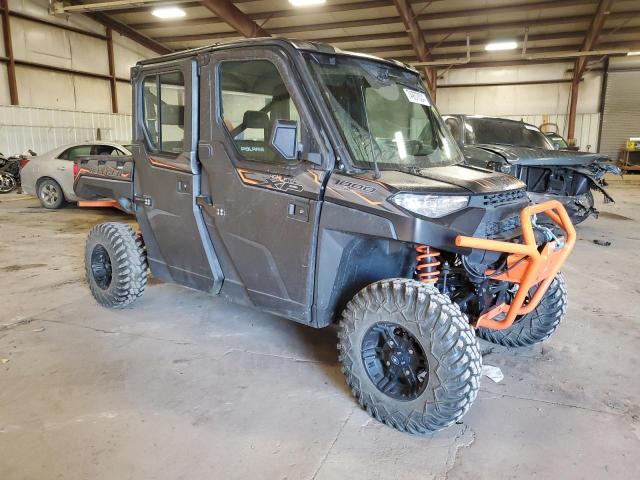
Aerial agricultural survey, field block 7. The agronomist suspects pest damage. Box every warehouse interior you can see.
[1,1,639,479]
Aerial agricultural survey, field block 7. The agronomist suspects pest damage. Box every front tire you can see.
[478,273,567,347]
[338,279,482,435]
[37,178,65,209]
[570,190,595,225]
[84,222,147,308]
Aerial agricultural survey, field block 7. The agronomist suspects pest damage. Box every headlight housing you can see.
[390,193,469,218]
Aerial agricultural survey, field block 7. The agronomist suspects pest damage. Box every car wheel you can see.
[37,178,66,209]
[338,279,482,434]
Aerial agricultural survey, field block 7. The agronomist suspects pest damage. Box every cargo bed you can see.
[74,155,134,212]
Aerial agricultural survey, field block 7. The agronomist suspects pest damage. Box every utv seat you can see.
[230,110,278,162]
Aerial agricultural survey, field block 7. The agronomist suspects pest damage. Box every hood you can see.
[473,144,610,166]
[376,164,526,195]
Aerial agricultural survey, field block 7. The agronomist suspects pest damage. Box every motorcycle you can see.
[0,150,36,194]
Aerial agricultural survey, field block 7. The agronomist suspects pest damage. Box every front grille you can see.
[482,188,527,206]
[485,215,521,237]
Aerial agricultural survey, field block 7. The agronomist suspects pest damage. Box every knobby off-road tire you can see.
[478,273,567,347]
[338,279,482,435]
[85,222,147,308]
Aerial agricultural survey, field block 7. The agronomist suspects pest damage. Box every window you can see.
[93,145,126,156]
[305,53,462,170]
[443,117,462,144]
[142,71,186,154]
[219,60,302,163]
[59,145,92,161]
[143,77,159,148]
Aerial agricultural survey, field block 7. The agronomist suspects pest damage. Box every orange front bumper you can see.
[455,200,576,330]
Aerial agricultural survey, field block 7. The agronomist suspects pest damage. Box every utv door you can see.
[132,59,223,292]
[197,48,331,324]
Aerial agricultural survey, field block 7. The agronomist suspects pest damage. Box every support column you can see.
[1,0,18,105]
[106,27,118,114]
[567,74,580,143]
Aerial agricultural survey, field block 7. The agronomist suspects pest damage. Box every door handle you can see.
[287,202,309,222]
[196,195,213,207]
[57,167,66,171]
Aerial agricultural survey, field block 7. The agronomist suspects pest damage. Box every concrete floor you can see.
[1,180,639,480]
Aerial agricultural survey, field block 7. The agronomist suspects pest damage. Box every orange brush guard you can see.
[455,200,576,330]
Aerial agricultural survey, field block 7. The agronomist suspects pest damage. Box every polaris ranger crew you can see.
[76,39,575,435]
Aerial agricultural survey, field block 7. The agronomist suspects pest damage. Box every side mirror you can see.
[270,119,298,161]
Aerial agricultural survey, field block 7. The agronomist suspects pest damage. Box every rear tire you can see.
[478,273,567,347]
[37,178,65,209]
[338,279,481,435]
[85,222,147,308]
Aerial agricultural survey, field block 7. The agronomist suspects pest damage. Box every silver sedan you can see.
[20,141,131,209]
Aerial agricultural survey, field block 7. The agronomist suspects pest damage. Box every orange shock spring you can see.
[415,245,441,283]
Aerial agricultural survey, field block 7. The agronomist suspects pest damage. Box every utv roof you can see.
[136,37,416,72]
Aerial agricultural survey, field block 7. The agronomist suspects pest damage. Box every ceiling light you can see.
[289,0,326,6]
[152,7,186,19]
[627,51,640,56]
[485,41,518,51]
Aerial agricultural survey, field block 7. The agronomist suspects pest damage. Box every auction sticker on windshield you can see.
[403,88,430,106]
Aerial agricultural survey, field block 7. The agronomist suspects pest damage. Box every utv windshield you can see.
[305,53,463,171]
[465,117,554,149]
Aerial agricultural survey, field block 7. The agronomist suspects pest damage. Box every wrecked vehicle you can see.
[443,115,620,224]
[74,39,576,434]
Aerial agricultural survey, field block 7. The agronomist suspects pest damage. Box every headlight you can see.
[390,193,469,218]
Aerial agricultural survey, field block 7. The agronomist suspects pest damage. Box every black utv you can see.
[443,114,620,224]
[75,39,575,435]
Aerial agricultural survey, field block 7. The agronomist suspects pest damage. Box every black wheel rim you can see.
[91,245,112,290]
[361,322,429,401]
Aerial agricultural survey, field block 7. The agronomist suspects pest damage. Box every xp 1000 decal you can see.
[236,168,303,193]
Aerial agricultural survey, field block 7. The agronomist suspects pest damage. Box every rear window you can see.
[465,118,552,149]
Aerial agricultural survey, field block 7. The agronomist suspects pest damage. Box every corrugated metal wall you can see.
[599,70,640,160]
[0,105,131,155]
[0,0,151,155]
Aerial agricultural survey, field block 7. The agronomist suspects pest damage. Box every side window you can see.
[142,71,186,155]
[219,60,302,163]
[59,145,92,161]
[160,72,185,154]
[143,77,159,148]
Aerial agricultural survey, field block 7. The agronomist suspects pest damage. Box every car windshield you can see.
[465,117,553,149]
[547,134,568,150]
[305,53,463,171]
